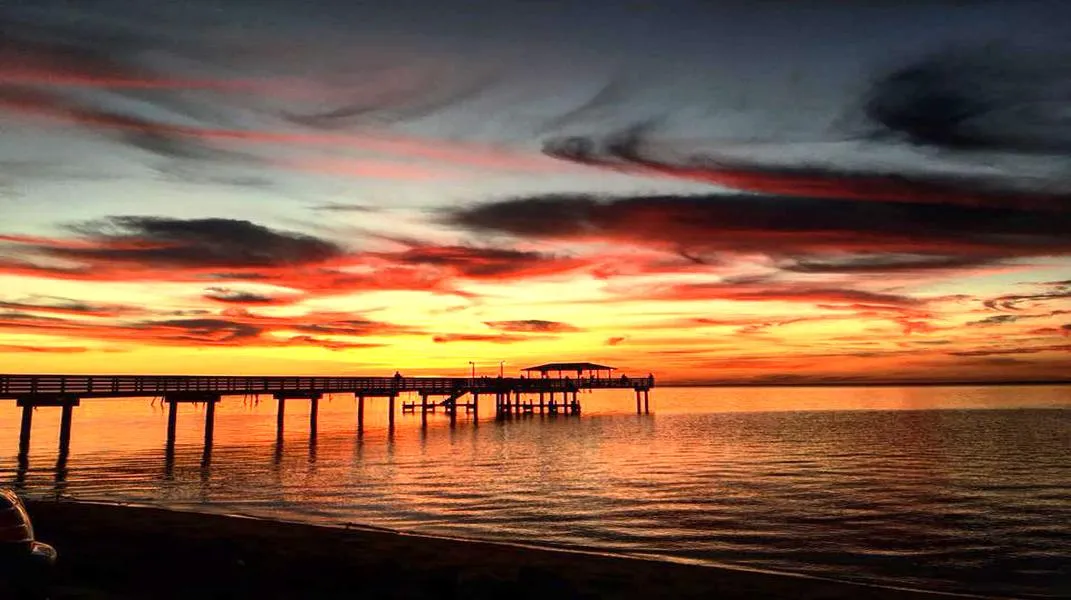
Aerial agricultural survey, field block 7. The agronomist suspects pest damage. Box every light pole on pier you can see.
[499,361,504,377]
[468,361,476,383]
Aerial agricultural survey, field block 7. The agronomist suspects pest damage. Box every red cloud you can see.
[544,127,1070,211]
[431,333,538,344]
[0,217,598,300]
[0,344,88,353]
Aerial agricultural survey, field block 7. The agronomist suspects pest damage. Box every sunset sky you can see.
[0,0,1068,384]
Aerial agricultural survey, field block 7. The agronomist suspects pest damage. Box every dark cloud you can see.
[864,49,1071,156]
[0,303,414,349]
[137,318,262,343]
[431,333,536,344]
[56,216,344,269]
[0,311,73,328]
[0,296,135,316]
[381,245,588,279]
[483,319,580,333]
[781,254,1000,274]
[982,281,1071,311]
[967,314,1020,326]
[640,283,924,307]
[448,193,1071,267]
[539,123,1070,212]
[203,287,294,305]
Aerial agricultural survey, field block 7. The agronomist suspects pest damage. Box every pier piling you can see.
[166,400,178,449]
[18,404,32,458]
[204,397,217,448]
[2,368,653,459]
[59,403,74,455]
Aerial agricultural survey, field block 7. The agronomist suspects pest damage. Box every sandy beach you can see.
[22,500,955,600]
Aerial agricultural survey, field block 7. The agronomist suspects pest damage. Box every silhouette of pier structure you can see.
[0,362,653,461]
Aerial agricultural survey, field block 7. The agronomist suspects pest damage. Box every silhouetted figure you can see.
[648,373,654,386]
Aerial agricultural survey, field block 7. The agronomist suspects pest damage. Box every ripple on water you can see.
[2,390,1069,599]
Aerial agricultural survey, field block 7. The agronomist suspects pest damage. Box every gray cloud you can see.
[483,319,581,333]
[865,48,1071,156]
[56,216,344,269]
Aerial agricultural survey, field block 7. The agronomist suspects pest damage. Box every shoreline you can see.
[26,499,970,599]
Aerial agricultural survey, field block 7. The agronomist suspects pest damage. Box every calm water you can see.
[1,386,1069,598]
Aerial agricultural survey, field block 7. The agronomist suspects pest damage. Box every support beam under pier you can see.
[163,393,221,450]
[272,392,322,438]
[58,403,74,455]
[16,396,81,459]
[18,403,32,458]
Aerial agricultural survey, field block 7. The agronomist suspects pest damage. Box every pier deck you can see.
[0,374,650,399]
[0,370,653,462]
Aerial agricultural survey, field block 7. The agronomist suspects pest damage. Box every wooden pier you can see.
[0,362,653,462]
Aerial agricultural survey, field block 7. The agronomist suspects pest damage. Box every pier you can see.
[0,362,653,461]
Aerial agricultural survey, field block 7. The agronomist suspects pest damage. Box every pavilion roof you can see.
[521,362,615,373]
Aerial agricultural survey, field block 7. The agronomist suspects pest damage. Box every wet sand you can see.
[27,500,949,599]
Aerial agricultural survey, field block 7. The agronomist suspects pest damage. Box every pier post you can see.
[644,390,650,414]
[472,392,479,416]
[58,403,74,455]
[18,404,33,458]
[309,395,319,437]
[204,396,217,448]
[357,394,365,429]
[276,397,286,437]
[635,389,641,414]
[166,399,178,449]
[539,391,545,412]
[388,393,395,427]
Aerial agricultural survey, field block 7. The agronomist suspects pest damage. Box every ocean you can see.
[2,385,1068,598]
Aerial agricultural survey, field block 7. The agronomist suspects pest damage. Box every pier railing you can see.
[1,373,654,460]
[0,374,651,399]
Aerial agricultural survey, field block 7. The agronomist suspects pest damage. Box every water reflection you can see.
[0,387,1068,597]
[163,445,175,481]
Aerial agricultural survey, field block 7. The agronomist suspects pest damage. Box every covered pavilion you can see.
[521,362,615,379]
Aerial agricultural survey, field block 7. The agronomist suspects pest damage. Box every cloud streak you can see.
[484,320,581,333]
[864,49,1071,156]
